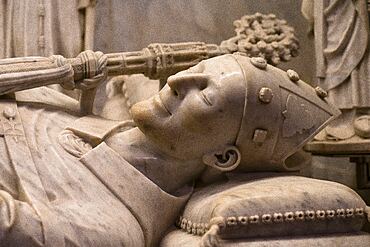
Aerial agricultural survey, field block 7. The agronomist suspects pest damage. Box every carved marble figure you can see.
[0,51,369,246]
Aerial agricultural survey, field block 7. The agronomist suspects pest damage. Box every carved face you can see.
[131,55,246,160]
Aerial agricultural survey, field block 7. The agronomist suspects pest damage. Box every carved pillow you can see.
[177,175,368,239]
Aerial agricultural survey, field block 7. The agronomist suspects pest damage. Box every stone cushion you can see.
[177,174,367,239]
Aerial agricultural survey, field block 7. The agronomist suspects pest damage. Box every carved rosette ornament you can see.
[220,13,299,65]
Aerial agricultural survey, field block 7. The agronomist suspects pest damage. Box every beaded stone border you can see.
[176,207,366,236]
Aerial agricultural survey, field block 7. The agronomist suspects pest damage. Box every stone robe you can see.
[0,89,191,247]
[312,0,370,109]
[0,0,95,58]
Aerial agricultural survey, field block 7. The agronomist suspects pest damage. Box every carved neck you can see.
[105,127,205,193]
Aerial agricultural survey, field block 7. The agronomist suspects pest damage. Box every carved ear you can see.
[202,146,241,172]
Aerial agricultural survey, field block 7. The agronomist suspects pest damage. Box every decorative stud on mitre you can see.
[233,51,248,57]
[253,129,268,144]
[286,69,300,82]
[258,87,273,104]
[315,86,328,99]
[250,57,267,69]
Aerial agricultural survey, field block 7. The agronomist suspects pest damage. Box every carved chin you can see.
[131,101,153,132]
[131,101,164,137]
[131,101,178,151]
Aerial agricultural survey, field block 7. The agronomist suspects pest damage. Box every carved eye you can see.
[199,82,207,91]
[200,91,212,106]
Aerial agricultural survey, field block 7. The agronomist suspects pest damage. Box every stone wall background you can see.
[94,0,315,83]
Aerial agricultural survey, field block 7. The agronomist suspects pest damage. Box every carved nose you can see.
[167,73,209,96]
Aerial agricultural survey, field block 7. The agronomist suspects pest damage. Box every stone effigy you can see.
[0,48,369,246]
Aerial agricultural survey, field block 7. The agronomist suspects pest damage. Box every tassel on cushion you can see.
[199,217,225,247]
